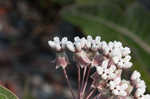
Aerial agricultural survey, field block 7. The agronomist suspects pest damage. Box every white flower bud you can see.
[131,70,141,81]
[121,47,131,56]
[80,37,86,48]
[114,41,122,48]
[124,62,133,68]
[75,41,82,51]
[136,80,146,89]
[124,55,131,62]
[110,48,121,57]
[87,35,93,41]
[95,36,101,45]
[66,41,75,52]
[108,41,114,49]
[96,66,103,75]
[135,88,145,97]
[74,36,80,42]
[48,41,56,49]
[61,37,68,49]
[121,83,128,90]
[109,65,116,72]
[53,36,60,43]
[91,40,98,51]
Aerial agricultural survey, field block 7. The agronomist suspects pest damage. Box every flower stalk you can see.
[63,68,76,99]
[77,64,81,99]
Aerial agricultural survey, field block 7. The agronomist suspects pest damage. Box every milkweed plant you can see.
[48,35,150,99]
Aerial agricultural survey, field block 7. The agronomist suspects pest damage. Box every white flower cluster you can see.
[101,41,132,69]
[109,78,128,96]
[96,59,116,80]
[48,36,132,68]
[131,71,150,99]
[96,60,129,96]
[48,35,149,98]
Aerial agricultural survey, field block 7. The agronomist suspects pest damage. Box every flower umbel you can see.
[48,35,150,99]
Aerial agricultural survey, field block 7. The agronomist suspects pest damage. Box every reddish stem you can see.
[78,64,81,99]
[93,93,101,99]
[81,66,87,91]
[86,89,96,99]
[81,65,91,98]
[63,68,76,99]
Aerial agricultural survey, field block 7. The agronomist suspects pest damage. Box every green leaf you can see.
[0,85,19,99]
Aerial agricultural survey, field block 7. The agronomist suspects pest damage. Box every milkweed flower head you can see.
[48,35,150,99]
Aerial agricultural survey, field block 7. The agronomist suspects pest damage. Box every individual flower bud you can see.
[131,70,141,81]
[112,56,120,64]
[124,55,131,62]
[121,83,128,90]
[91,40,98,51]
[61,37,68,49]
[85,35,93,49]
[96,66,103,75]
[74,36,80,42]
[87,35,93,41]
[101,41,107,48]
[121,47,131,56]
[54,36,60,43]
[109,65,116,73]
[108,41,114,50]
[75,41,82,51]
[123,62,133,69]
[48,41,56,49]
[114,41,122,48]
[110,48,122,57]
[111,85,127,96]
[121,80,133,95]
[66,41,75,52]
[101,69,108,80]
[95,36,101,46]
[136,80,146,89]
[80,37,86,48]
[95,36,101,42]
[103,46,110,55]
[135,88,145,98]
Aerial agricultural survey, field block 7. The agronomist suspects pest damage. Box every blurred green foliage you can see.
[74,0,150,44]
[123,3,150,44]
[52,0,74,5]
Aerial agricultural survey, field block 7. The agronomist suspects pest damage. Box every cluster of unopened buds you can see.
[48,35,150,99]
